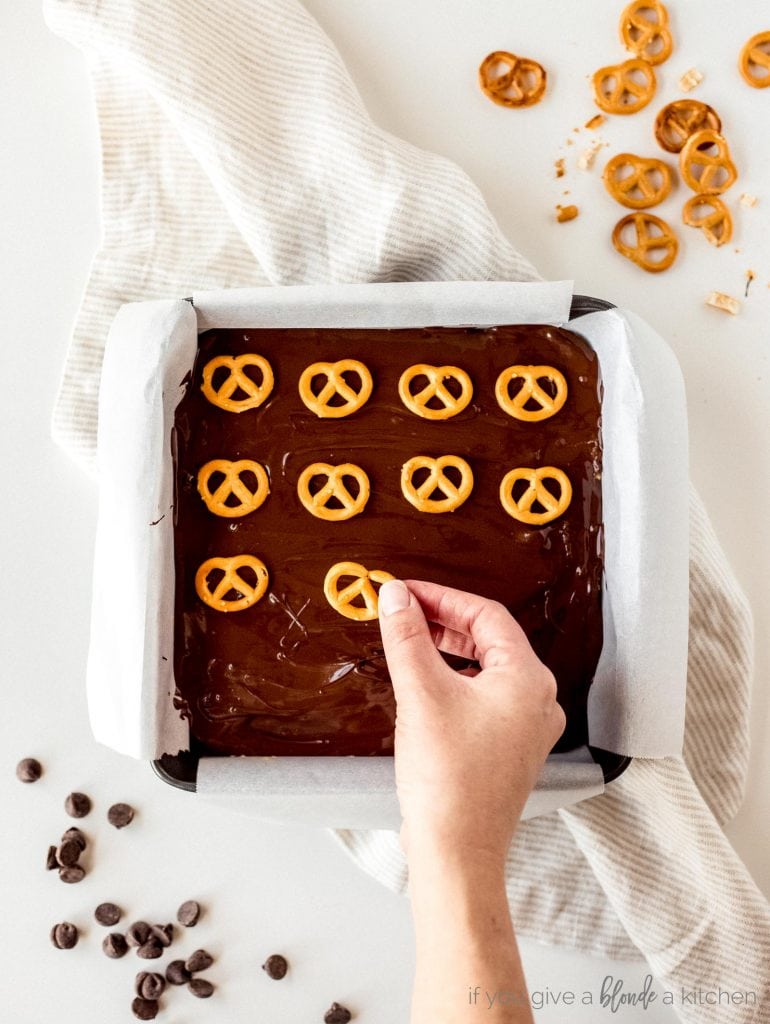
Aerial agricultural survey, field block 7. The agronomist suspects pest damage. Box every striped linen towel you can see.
[44,1,769,1019]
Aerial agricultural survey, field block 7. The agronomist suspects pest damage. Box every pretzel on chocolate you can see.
[195,555,269,613]
[197,459,270,518]
[323,561,394,621]
[297,462,370,521]
[401,455,473,514]
[478,50,547,108]
[298,359,373,418]
[612,212,678,272]
[495,365,568,422]
[201,354,274,413]
[603,153,673,210]
[679,130,737,195]
[619,0,672,66]
[398,364,473,420]
[499,467,572,526]
[682,195,733,247]
[592,58,656,115]
[654,100,721,154]
[740,31,770,88]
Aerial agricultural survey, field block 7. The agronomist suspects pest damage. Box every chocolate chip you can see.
[165,960,191,986]
[102,933,128,959]
[95,903,122,927]
[50,922,78,949]
[59,864,86,884]
[135,971,166,1000]
[56,839,82,868]
[126,922,152,947]
[176,900,201,927]
[16,757,42,783]
[64,792,92,819]
[262,954,288,980]
[136,940,163,960]
[188,978,215,998]
[185,949,214,973]
[131,997,159,1020]
[61,827,87,851]
[324,1002,352,1023]
[149,923,173,947]
[107,802,135,829]
[46,845,58,871]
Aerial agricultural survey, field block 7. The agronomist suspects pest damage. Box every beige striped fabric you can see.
[44,1,768,1019]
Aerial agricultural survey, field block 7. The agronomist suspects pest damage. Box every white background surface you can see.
[1,2,768,1022]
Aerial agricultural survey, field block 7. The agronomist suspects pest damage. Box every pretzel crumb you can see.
[585,114,606,131]
[577,141,604,170]
[555,157,566,178]
[705,291,741,315]
[556,204,579,223]
[739,192,758,208]
[679,68,703,92]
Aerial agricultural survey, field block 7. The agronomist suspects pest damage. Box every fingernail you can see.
[378,579,410,617]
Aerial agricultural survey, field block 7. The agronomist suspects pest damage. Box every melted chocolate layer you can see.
[173,324,603,756]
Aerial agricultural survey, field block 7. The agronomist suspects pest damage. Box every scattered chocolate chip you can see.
[188,978,215,998]
[46,845,58,871]
[103,933,129,959]
[131,996,159,1020]
[135,971,166,1000]
[50,922,79,949]
[64,792,92,819]
[95,903,122,927]
[16,757,42,783]
[262,954,288,980]
[137,940,163,960]
[176,900,201,927]
[56,840,82,868]
[61,827,87,851]
[59,864,86,884]
[324,1002,352,1023]
[126,922,152,947]
[107,802,135,829]
[185,949,214,973]
[165,960,191,986]
[149,923,173,947]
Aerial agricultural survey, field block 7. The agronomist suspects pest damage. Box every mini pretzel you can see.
[682,195,733,247]
[197,459,270,518]
[740,31,770,88]
[323,561,394,622]
[401,456,473,514]
[478,51,547,108]
[195,555,269,613]
[603,153,673,209]
[495,365,568,422]
[398,364,473,420]
[298,360,372,418]
[654,100,721,153]
[619,0,672,66]
[592,58,656,115]
[499,467,572,526]
[201,354,274,413]
[679,130,737,195]
[612,212,678,273]
[297,462,370,521]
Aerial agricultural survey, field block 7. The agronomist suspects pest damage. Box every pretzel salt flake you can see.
[197,459,270,518]
[401,456,473,514]
[612,212,678,273]
[499,467,572,526]
[603,152,673,210]
[654,100,721,154]
[195,555,269,613]
[592,58,656,115]
[682,195,733,247]
[201,354,274,412]
[679,130,737,195]
[398,364,473,420]
[324,561,394,622]
[478,51,547,108]
[495,365,568,422]
[619,0,672,66]
[298,359,372,418]
[739,32,770,88]
[297,462,370,521]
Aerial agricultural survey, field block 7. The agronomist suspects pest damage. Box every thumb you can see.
[377,580,446,697]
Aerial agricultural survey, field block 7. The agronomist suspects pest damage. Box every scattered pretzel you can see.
[401,455,474,514]
[398,364,473,420]
[739,31,770,88]
[499,467,573,526]
[592,58,656,115]
[654,100,721,153]
[495,365,568,422]
[679,130,737,195]
[298,359,373,418]
[297,462,370,521]
[682,195,733,247]
[612,212,678,272]
[603,152,673,209]
[195,555,269,613]
[478,51,547,108]
[323,561,394,622]
[619,0,672,66]
[197,459,270,518]
[201,354,274,413]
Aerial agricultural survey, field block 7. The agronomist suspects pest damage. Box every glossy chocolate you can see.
[173,325,603,756]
